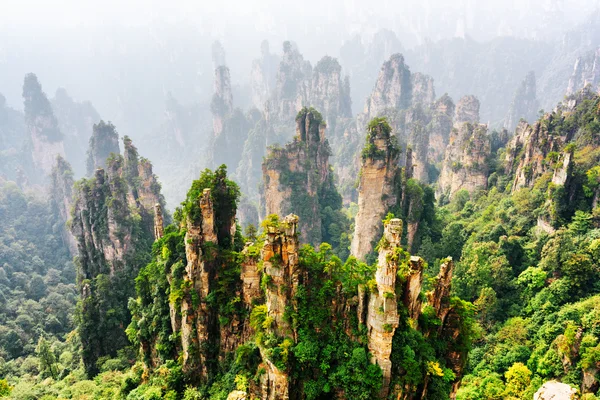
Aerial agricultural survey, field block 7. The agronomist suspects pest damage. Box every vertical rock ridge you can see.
[351,118,401,261]
[261,107,336,246]
[366,218,403,398]
[181,188,217,380]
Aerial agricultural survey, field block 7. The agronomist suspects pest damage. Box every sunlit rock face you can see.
[534,381,577,400]
[351,119,400,261]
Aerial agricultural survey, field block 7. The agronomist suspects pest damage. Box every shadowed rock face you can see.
[70,137,163,375]
[50,155,77,255]
[351,120,400,261]
[23,73,66,178]
[454,95,480,126]
[504,71,539,132]
[86,120,120,176]
[567,46,600,96]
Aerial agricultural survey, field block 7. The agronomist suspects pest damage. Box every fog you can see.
[2,0,600,207]
[2,0,597,119]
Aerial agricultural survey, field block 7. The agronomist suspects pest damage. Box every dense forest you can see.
[2,7,600,399]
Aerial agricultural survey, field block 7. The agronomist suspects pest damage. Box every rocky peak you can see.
[211,65,234,137]
[86,120,120,176]
[504,71,539,131]
[272,41,312,122]
[70,145,162,375]
[428,94,456,163]
[261,108,335,246]
[181,187,218,379]
[454,95,480,126]
[351,118,401,261]
[251,40,279,111]
[505,117,564,191]
[50,155,77,255]
[364,53,412,119]
[211,40,226,69]
[310,56,352,130]
[437,121,490,201]
[51,88,101,177]
[410,72,436,106]
[567,46,600,96]
[23,73,66,177]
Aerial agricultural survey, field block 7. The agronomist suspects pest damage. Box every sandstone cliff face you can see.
[567,46,600,96]
[181,188,218,379]
[261,108,334,246]
[504,71,539,132]
[23,73,66,178]
[437,120,490,201]
[351,119,400,261]
[50,156,77,255]
[86,121,120,176]
[366,218,402,398]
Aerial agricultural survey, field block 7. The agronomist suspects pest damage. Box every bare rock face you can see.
[351,119,400,261]
[366,218,402,398]
[454,95,480,126]
[86,120,120,176]
[437,121,490,201]
[534,381,577,400]
[364,53,412,119]
[251,40,279,111]
[241,243,261,306]
[567,46,600,96]
[261,108,335,246]
[271,41,312,124]
[153,203,164,240]
[427,258,454,329]
[310,56,352,133]
[410,72,436,106]
[504,71,539,132]
[23,73,66,178]
[428,94,456,164]
[403,256,424,322]
[50,156,77,255]
[505,119,564,191]
[211,66,234,138]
